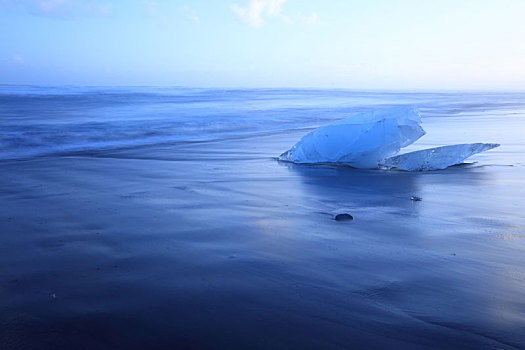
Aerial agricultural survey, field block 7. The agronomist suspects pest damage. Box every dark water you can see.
[1,86,525,349]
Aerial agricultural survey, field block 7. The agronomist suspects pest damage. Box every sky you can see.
[1,0,525,90]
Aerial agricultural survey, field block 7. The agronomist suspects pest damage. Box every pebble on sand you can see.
[334,213,354,221]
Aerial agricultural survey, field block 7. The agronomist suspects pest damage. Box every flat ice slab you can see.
[379,143,500,171]
[279,107,426,169]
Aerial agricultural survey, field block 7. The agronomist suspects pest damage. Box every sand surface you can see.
[1,125,525,349]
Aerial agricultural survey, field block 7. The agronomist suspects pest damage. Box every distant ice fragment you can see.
[379,143,500,171]
[279,107,426,169]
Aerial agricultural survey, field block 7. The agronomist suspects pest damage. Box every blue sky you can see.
[1,0,524,89]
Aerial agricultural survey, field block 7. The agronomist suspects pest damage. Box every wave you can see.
[2,86,524,161]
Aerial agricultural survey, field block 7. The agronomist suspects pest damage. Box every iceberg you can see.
[379,143,500,171]
[278,107,426,169]
[279,107,499,171]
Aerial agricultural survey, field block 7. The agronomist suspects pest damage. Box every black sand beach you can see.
[3,0,525,345]
[1,122,525,349]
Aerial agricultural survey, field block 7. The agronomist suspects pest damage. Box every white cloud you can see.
[142,2,200,25]
[304,12,318,24]
[231,1,319,28]
[29,0,69,15]
[12,55,24,63]
[3,0,112,17]
[232,0,286,28]
[182,5,199,23]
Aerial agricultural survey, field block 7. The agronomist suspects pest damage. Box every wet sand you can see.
[1,129,525,349]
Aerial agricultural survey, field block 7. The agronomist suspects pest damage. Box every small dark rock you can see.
[410,196,422,201]
[334,213,354,221]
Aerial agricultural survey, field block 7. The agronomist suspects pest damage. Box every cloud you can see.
[182,5,199,23]
[142,2,200,25]
[29,0,69,15]
[304,12,318,24]
[1,0,111,17]
[12,55,24,63]
[231,1,318,28]
[232,0,286,28]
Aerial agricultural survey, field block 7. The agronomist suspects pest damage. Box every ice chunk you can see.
[379,143,500,171]
[279,107,426,168]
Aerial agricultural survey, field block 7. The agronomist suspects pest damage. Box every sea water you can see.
[2,86,524,165]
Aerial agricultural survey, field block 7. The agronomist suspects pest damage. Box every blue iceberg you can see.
[279,107,426,169]
[279,107,499,171]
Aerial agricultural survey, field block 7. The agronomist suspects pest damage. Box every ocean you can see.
[2,86,524,162]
